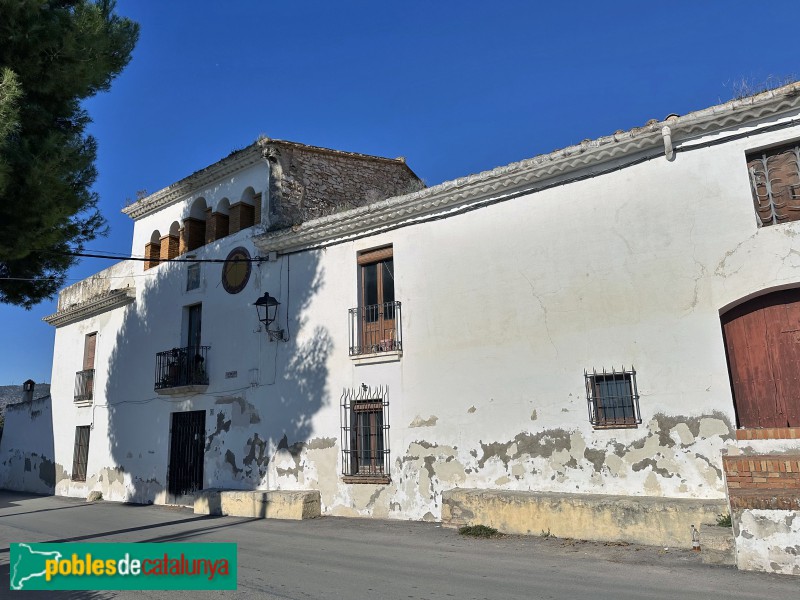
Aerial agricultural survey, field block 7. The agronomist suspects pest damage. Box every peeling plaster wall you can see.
[57,261,136,312]
[43,110,800,525]
[0,395,57,494]
[734,509,800,575]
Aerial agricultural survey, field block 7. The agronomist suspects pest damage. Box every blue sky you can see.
[2,1,799,385]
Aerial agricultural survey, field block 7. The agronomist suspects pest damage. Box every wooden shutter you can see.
[83,333,97,370]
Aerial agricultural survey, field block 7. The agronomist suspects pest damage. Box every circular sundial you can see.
[221,247,252,294]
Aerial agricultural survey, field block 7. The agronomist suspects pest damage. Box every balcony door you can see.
[359,247,395,352]
[187,304,202,351]
[82,333,96,399]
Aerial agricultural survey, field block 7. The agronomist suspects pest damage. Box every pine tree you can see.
[0,0,138,308]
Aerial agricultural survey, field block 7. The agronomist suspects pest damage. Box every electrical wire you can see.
[89,383,263,428]
[52,250,267,264]
[0,272,159,282]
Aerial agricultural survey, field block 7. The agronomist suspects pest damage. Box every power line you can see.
[53,250,267,264]
[0,272,158,282]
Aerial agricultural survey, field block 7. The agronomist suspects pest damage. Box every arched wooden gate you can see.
[721,288,800,429]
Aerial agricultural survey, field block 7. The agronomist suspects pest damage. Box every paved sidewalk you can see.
[0,491,795,599]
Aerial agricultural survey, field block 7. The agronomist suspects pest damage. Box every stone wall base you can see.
[442,488,728,550]
[194,489,321,520]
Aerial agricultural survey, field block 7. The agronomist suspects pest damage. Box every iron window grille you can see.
[585,366,641,428]
[747,142,800,226]
[155,346,209,390]
[71,425,90,482]
[74,369,95,402]
[340,384,390,483]
[348,301,403,356]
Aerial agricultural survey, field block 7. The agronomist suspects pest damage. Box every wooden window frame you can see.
[353,246,400,355]
[83,332,97,371]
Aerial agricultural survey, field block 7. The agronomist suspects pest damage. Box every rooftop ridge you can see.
[254,82,800,254]
[121,138,416,220]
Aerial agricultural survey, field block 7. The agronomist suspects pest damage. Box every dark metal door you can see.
[168,410,206,496]
[722,289,800,428]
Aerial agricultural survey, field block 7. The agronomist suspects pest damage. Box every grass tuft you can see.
[458,524,501,538]
[716,513,732,527]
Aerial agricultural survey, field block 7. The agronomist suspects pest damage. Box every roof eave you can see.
[254,83,800,255]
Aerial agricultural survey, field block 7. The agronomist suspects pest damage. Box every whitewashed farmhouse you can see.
[3,85,800,575]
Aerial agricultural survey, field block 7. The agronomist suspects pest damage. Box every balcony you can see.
[348,301,402,363]
[155,346,209,395]
[74,369,95,404]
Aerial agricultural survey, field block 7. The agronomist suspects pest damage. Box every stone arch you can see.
[159,221,180,262]
[189,197,207,219]
[206,198,230,243]
[183,198,207,252]
[230,187,257,234]
[144,230,161,270]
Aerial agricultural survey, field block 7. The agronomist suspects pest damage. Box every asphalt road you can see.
[0,491,796,599]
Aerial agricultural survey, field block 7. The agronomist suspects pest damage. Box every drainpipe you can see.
[661,125,674,161]
[259,143,274,229]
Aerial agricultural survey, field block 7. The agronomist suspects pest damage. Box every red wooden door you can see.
[722,289,800,428]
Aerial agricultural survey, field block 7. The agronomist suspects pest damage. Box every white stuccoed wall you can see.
[44,109,800,522]
[734,509,800,575]
[0,394,55,494]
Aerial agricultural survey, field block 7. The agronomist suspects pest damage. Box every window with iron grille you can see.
[349,246,402,356]
[340,385,390,483]
[585,367,641,428]
[74,332,96,403]
[71,425,90,482]
[747,142,800,226]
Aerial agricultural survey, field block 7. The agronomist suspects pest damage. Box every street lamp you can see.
[254,292,286,341]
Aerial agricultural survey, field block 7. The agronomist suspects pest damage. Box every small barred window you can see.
[585,367,641,429]
[747,142,800,226]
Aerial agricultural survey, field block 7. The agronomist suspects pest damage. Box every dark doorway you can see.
[721,288,800,428]
[168,410,206,496]
[187,303,202,350]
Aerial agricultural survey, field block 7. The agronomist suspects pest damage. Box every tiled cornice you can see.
[255,84,800,254]
[121,146,264,220]
[121,138,415,221]
[43,288,135,328]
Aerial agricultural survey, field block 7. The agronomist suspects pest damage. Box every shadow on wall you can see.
[0,393,56,494]
[98,241,329,504]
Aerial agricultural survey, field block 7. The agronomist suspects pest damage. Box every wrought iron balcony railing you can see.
[74,369,95,402]
[348,301,402,356]
[155,346,209,390]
